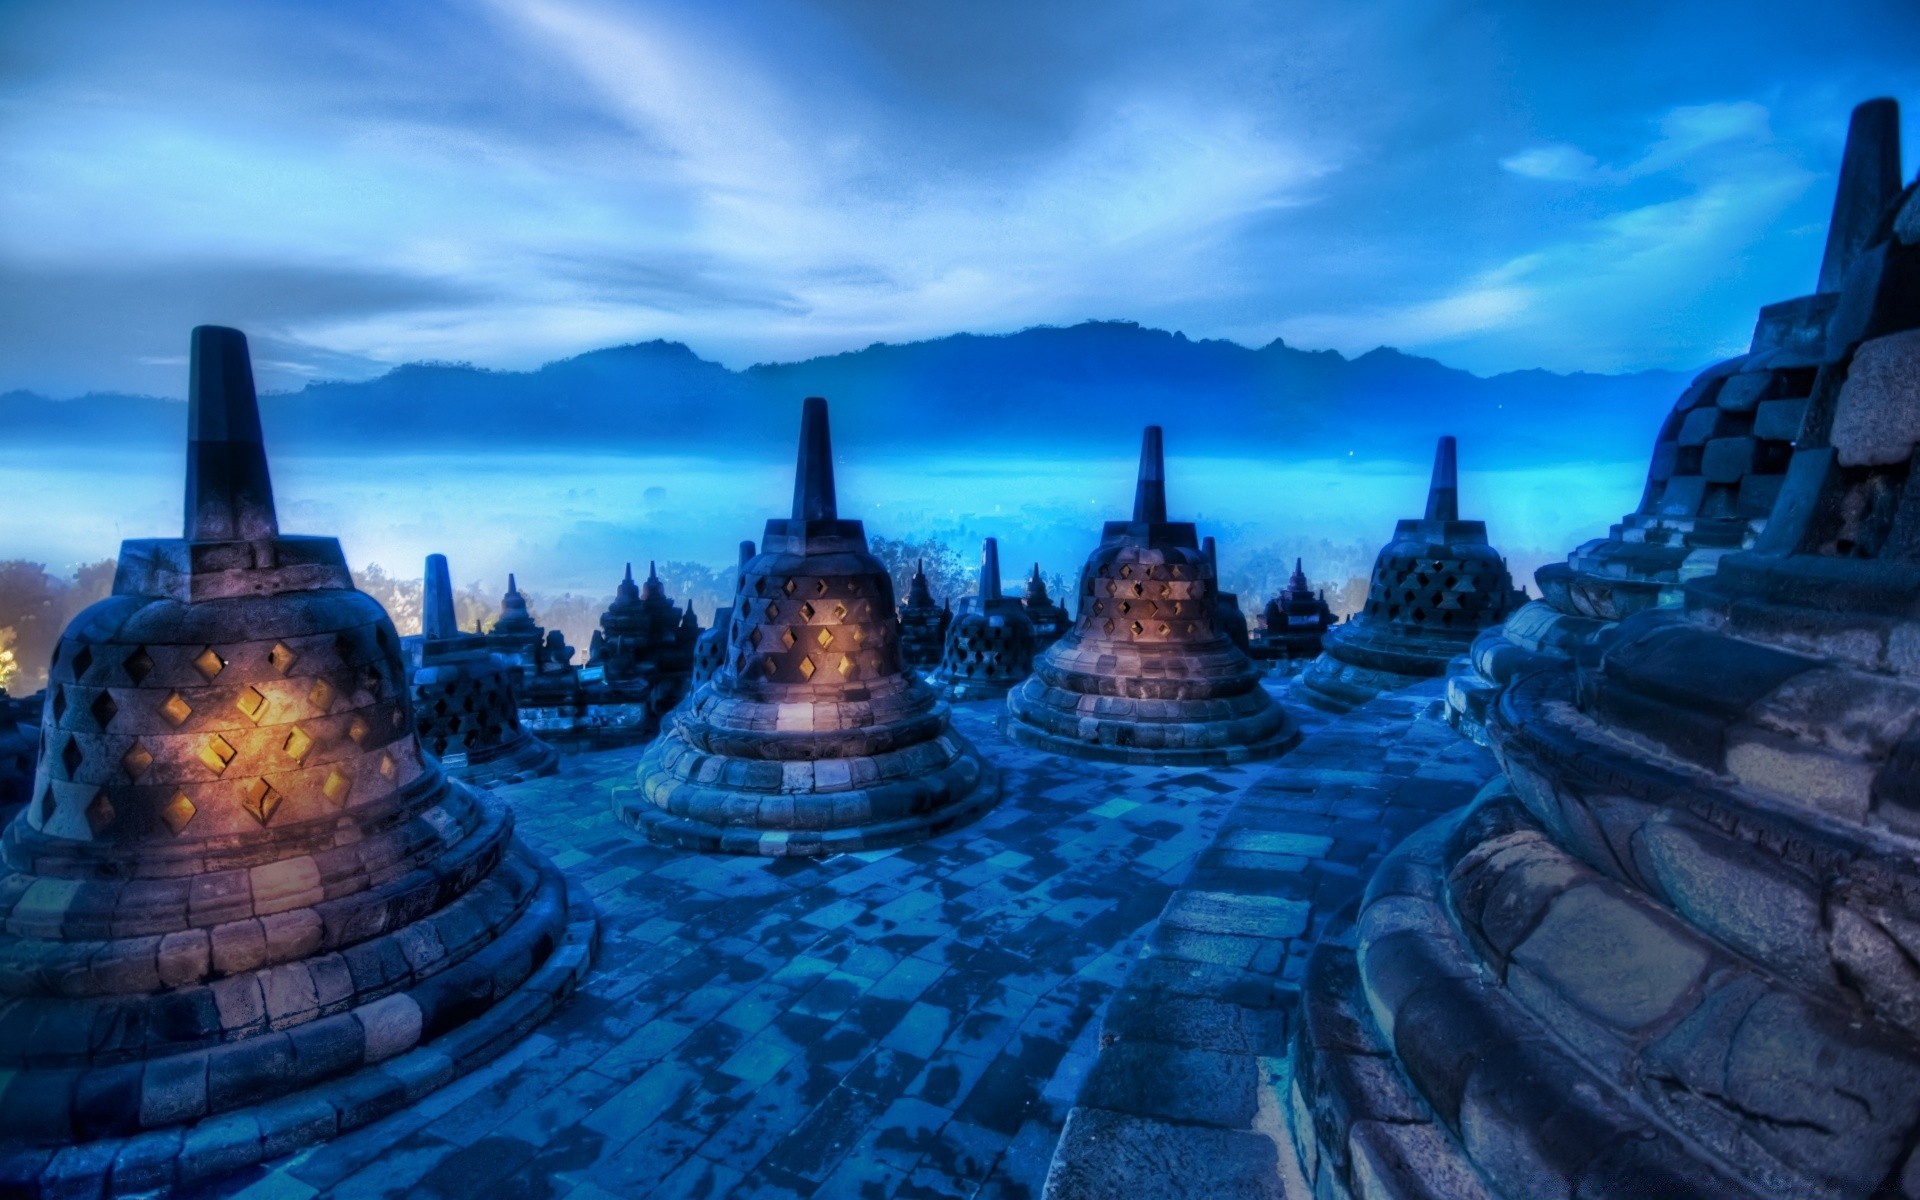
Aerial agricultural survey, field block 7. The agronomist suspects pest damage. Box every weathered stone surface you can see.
[1049,681,1501,1199]
[404,554,559,787]
[625,398,995,856]
[1045,1106,1284,1200]
[1830,328,1920,466]
[931,537,1037,701]
[1007,426,1297,764]
[0,326,591,1199]
[1317,96,1920,1200]
[1304,438,1526,715]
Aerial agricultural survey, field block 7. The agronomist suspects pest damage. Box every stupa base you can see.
[1001,713,1300,766]
[1002,681,1300,766]
[931,675,1022,703]
[1294,648,1445,714]
[442,729,562,787]
[0,851,595,1200]
[622,729,999,857]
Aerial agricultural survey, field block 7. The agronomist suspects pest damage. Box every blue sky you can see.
[2,0,1916,398]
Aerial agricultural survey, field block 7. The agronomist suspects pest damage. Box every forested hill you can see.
[0,320,1690,465]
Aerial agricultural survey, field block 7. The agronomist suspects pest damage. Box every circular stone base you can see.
[622,766,1001,857]
[0,848,595,1200]
[446,730,562,787]
[932,675,1022,703]
[1293,652,1433,714]
[1000,709,1300,766]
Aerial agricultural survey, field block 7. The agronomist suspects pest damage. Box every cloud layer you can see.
[2,0,1916,396]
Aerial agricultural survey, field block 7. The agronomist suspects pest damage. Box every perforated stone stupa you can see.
[896,559,949,671]
[1203,536,1253,654]
[588,561,699,706]
[691,540,756,690]
[1022,563,1072,651]
[620,397,996,856]
[1252,557,1335,668]
[1448,97,1906,743]
[1295,435,1525,713]
[930,537,1037,701]
[0,327,590,1197]
[1004,426,1298,764]
[1291,124,1920,1200]
[403,553,558,786]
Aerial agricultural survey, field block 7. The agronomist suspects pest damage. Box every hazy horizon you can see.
[0,443,1638,598]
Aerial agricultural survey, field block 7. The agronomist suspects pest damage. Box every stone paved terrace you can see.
[1043,681,1501,1199]
[193,683,1484,1200]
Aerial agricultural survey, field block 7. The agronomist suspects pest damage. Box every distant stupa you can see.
[621,397,997,855]
[1005,426,1298,763]
[930,536,1037,700]
[1295,435,1525,713]
[403,552,559,785]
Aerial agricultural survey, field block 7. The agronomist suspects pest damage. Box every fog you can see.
[0,445,1644,605]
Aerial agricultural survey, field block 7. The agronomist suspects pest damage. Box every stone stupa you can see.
[1203,536,1253,654]
[1448,97,1906,742]
[1295,435,1525,713]
[930,537,1037,701]
[1004,426,1298,764]
[1021,563,1072,652]
[691,540,756,690]
[620,397,996,856]
[1291,140,1920,1199]
[0,327,590,1197]
[1251,557,1335,668]
[896,559,949,671]
[403,553,559,785]
[588,561,698,708]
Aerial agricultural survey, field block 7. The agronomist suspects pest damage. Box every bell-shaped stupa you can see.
[931,537,1037,701]
[896,559,949,670]
[1291,136,1920,1198]
[1005,427,1298,764]
[1022,563,1072,651]
[1203,537,1253,654]
[621,398,996,856]
[1295,435,1525,713]
[403,553,558,785]
[691,540,756,689]
[490,573,539,647]
[1447,98,1905,742]
[1251,557,1335,669]
[0,328,589,1197]
[589,561,698,702]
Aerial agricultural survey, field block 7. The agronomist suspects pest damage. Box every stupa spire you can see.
[739,540,756,566]
[1132,425,1167,523]
[423,552,458,639]
[1817,98,1902,293]
[507,572,519,595]
[979,537,1002,601]
[184,324,279,542]
[1424,436,1459,522]
[792,395,838,521]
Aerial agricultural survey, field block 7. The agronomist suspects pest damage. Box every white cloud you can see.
[1500,144,1598,181]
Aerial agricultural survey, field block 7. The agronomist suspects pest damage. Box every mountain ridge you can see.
[0,320,1693,465]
